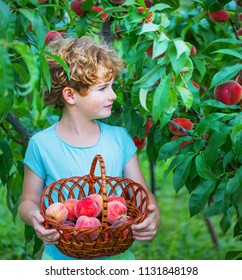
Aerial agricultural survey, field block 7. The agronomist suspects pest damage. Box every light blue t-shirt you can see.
[23,121,137,260]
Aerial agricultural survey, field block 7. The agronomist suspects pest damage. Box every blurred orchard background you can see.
[0,0,242,260]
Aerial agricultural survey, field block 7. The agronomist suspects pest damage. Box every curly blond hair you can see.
[44,36,124,110]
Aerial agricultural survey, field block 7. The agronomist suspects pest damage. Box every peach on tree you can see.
[214,80,242,105]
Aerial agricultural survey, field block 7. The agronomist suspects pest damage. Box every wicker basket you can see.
[40,154,149,259]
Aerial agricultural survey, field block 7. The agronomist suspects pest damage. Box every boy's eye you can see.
[99,87,106,91]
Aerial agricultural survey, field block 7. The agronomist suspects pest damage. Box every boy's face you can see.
[73,66,117,120]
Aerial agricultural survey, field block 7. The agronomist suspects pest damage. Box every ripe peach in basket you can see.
[75,196,101,218]
[45,202,68,223]
[107,201,127,224]
[61,220,75,241]
[88,193,102,216]
[112,220,129,239]
[107,194,126,206]
[75,215,101,241]
[63,198,79,222]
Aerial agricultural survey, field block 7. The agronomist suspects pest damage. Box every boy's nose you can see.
[109,88,117,101]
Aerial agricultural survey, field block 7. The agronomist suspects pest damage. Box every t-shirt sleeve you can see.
[23,137,46,179]
[121,128,137,164]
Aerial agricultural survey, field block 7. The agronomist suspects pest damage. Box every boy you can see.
[19,36,161,260]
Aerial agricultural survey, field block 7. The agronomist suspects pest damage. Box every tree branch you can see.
[5,112,30,147]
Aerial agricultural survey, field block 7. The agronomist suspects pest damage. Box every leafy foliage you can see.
[0,0,241,259]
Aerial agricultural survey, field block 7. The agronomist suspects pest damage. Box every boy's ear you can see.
[62,87,75,105]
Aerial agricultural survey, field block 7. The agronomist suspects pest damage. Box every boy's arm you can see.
[124,153,161,241]
[19,165,60,244]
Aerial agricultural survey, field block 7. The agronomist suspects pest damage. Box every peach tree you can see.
[0,0,241,258]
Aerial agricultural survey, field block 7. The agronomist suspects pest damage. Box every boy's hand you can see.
[32,210,60,245]
[131,204,161,241]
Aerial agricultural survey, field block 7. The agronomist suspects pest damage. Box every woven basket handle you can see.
[89,154,108,230]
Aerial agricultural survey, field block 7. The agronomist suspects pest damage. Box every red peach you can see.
[75,197,101,218]
[237,28,242,37]
[214,80,242,105]
[191,81,200,90]
[70,0,85,16]
[112,220,129,239]
[168,118,194,136]
[144,118,154,137]
[88,194,102,216]
[45,202,68,223]
[91,6,109,21]
[75,215,101,241]
[63,198,79,222]
[133,136,146,150]
[60,220,75,241]
[45,31,64,44]
[107,201,127,224]
[208,10,230,22]
[137,7,154,24]
[144,0,153,8]
[107,194,126,206]
[190,45,197,56]
[236,0,242,7]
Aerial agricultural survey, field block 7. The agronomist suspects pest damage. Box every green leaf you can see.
[139,88,149,111]
[231,124,242,163]
[10,41,39,96]
[189,180,216,217]
[173,154,194,193]
[39,53,51,92]
[196,113,230,136]
[211,49,242,60]
[195,153,217,180]
[0,141,13,185]
[209,64,242,89]
[174,38,190,59]
[158,136,192,160]
[18,8,46,49]
[140,23,160,34]
[42,50,70,80]
[200,99,240,109]
[176,85,193,109]
[204,127,231,167]
[134,64,164,88]
[152,76,171,122]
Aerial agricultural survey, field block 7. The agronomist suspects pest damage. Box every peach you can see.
[60,220,75,241]
[214,80,242,105]
[107,194,126,207]
[75,215,101,241]
[208,10,230,22]
[237,0,242,7]
[237,28,242,37]
[88,194,102,216]
[45,31,64,45]
[190,45,197,56]
[112,220,129,239]
[133,136,146,150]
[144,0,153,8]
[75,197,101,218]
[70,0,85,16]
[168,118,194,136]
[144,118,154,137]
[45,202,68,223]
[63,198,79,222]
[107,201,127,224]
[91,6,109,21]
[137,7,154,24]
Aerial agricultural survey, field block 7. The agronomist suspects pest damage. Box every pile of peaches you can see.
[44,193,131,241]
